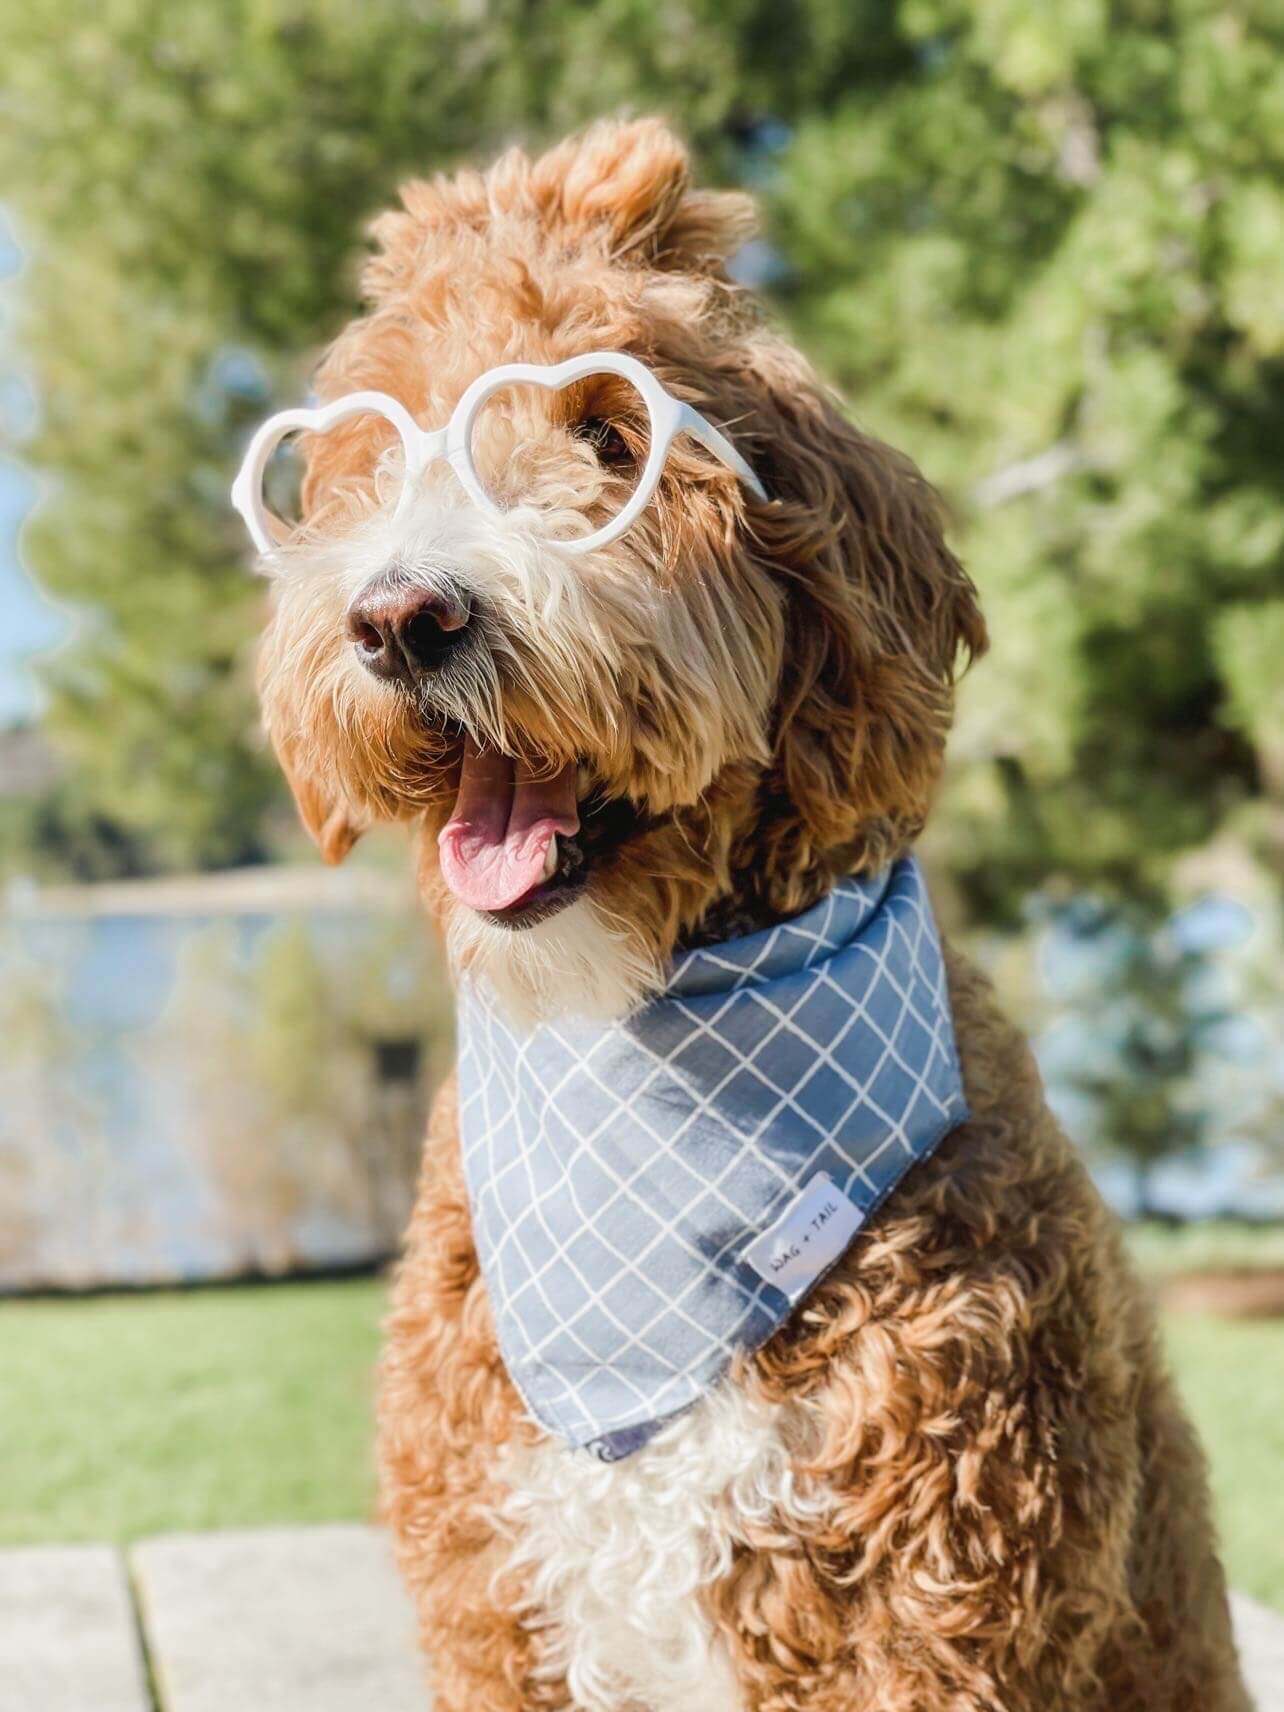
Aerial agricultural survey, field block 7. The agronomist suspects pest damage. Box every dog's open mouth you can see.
[437,737,637,929]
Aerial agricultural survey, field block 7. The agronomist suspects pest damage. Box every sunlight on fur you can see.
[446,893,661,1026]
[492,1386,833,1712]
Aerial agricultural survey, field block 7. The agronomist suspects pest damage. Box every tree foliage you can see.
[767,3,1284,921]
[2,0,1281,918]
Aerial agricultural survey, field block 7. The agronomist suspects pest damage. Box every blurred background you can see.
[0,0,1280,1607]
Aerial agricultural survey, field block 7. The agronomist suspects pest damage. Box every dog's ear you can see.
[749,349,987,865]
[275,737,364,866]
[529,117,756,272]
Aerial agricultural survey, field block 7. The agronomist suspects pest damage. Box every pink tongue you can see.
[438,737,580,912]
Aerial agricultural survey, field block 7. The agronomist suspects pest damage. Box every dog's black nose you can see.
[346,574,473,683]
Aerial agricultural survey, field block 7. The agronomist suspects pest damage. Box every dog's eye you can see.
[575,416,633,469]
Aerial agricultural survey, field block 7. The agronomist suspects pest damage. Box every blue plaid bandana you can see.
[457,856,968,1461]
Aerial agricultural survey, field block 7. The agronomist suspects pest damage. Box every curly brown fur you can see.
[717,949,1244,1711]
[251,119,1247,1711]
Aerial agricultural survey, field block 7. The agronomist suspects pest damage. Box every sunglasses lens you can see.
[256,408,408,540]
[261,436,306,533]
[468,374,652,538]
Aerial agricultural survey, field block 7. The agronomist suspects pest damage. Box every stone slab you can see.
[1233,1593,1284,1712]
[4,1525,1279,1712]
[0,1543,150,1712]
[130,1523,427,1712]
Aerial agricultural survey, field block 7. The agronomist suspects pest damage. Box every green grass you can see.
[2,1279,1281,1611]
[1163,1313,1284,1610]
[0,1280,383,1546]
[1126,1219,1284,1280]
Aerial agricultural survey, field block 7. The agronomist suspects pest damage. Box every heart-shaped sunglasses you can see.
[231,350,766,560]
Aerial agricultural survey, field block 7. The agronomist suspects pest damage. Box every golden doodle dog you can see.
[239,120,1248,1712]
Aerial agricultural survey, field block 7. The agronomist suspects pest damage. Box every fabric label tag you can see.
[741,1173,863,1301]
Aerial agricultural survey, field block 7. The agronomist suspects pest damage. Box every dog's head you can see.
[254,119,985,1023]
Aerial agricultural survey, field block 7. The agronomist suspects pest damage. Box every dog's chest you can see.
[495,1383,829,1712]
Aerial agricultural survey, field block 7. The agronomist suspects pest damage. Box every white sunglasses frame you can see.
[231,349,767,560]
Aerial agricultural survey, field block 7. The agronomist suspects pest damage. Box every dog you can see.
[243,119,1248,1712]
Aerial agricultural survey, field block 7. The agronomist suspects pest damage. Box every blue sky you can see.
[1,208,69,727]
[0,459,66,724]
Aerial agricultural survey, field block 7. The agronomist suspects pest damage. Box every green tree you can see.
[768,2,1284,922]
[1036,897,1240,1218]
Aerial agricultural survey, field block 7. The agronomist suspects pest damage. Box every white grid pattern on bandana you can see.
[458,858,967,1452]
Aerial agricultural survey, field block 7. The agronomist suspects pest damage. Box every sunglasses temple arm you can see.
[676,405,767,502]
